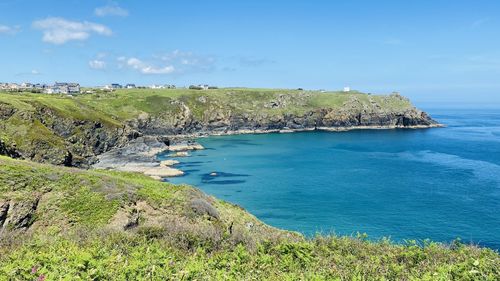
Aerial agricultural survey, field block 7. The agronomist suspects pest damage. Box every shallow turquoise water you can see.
[163,109,500,249]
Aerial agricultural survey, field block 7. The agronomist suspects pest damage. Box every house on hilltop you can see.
[45,82,80,94]
[189,84,217,90]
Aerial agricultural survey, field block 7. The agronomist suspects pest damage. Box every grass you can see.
[0,155,281,235]
[0,88,414,123]
[0,156,499,280]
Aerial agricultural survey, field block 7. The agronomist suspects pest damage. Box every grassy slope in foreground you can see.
[0,156,499,280]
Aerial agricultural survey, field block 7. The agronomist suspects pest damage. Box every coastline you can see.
[93,123,443,180]
[161,123,444,139]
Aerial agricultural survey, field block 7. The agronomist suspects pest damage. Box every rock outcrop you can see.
[0,197,40,232]
[93,136,185,179]
[0,101,140,167]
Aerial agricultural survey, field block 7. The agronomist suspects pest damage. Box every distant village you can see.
[0,82,359,95]
[0,82,219,95]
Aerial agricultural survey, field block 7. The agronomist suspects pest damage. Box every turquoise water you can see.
[163,109,500,249]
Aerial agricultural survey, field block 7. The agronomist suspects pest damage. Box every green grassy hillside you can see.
[0,88,433,167]
[0,156,498,280]
[0,88,413,122]
[0,156,283,238]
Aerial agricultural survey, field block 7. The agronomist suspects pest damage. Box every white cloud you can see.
[0,24,20,35]
[32,17,112,44]
[123,57,175,74]
[141,65,175,74]
[95,3,129,17]
[16,69,42,76]
[117,51,215,75]
[158,50,216,72]
[89,60,106,69]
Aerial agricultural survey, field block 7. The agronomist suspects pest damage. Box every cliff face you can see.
[0,101,138,167]
[0,90,438,167]
[127,93,436,135]
[129,105,434,135]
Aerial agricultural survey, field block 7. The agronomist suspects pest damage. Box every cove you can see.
[162,108,500,249]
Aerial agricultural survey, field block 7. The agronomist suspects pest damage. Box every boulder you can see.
[160,160,180,167]
[171,151,190,157]
[144,167,184,177]
[168,142,204,152]
[4,198,39,230]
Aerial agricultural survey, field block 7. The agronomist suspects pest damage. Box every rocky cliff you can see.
[0,100,138,167]
[0,89,438,167]
[128,92,436,135]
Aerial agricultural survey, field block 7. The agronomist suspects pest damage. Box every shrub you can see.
[190,198,220,220]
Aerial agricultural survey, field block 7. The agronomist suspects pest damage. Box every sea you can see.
[162,108,500,249]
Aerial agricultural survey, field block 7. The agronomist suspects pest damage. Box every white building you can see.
[43,88,58,94]
[343,86,350,92]
[150,84,165,89]
[42,82,80,94]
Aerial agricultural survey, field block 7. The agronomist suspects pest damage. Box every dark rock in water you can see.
[190,198,220,220]
[205,180,247,185]
[202,172,250,182]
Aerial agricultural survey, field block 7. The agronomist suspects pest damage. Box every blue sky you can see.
[1,0,500,105]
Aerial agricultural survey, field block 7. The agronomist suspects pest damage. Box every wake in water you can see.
[374,150,500,187]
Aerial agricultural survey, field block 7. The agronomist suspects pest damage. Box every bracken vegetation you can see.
[2,231,500,280]
[0,156,499,280]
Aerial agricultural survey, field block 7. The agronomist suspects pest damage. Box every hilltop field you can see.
[0,88,418,126]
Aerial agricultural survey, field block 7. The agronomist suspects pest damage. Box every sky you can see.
[1,0,500,106]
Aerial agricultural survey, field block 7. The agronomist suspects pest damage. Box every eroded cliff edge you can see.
[0,89,439,167]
